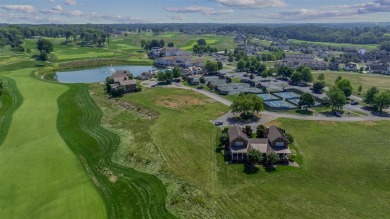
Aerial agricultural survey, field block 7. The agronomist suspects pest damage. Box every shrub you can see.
[285,133,294,144]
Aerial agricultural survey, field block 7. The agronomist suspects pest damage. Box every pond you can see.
[45,65,155,83]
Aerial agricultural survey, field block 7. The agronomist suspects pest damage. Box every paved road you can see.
[145,82,390,125]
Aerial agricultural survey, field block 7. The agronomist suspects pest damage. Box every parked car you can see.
[334,111,342,117]
[351,101,359,105]
[151,84,156,88]
[214,121,223,126]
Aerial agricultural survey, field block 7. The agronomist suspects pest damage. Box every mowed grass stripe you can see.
[0,69,107,219]
[58,84,175,219]
[0,77,23,145]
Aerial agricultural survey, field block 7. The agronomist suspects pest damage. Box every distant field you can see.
[290,39,378,51]
[120,32,236,52]
[313,71,390,95]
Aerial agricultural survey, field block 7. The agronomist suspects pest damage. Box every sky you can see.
[0,0,389,24]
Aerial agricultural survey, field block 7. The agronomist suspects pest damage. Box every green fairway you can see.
[313,71,390,95]
[92,85,390,218]
[0,69,107,218]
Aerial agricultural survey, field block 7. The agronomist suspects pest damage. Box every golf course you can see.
[0,31,390,218]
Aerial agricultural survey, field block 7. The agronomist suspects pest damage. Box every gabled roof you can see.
[119,80,136,86]
[228,125,248,143]
[113,70,130,77]
[267,126,289,143]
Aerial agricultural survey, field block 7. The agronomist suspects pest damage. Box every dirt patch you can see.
[101,167,118,183]
[358,121,377,126]
[155,95,204,109]
[316,121,337,125]
[266,120,281,127]
[116,100,159,119]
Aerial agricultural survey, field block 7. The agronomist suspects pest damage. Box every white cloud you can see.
[87,12,151,23]
[214,0,287,8]
[48,0,56,3]
[64,0,77,6]
[165,6,213,13]
[165,6,234,15]
[259,0,390,21]
[52,5,63,11]
[168,15,186,20]
[0,5,35,13]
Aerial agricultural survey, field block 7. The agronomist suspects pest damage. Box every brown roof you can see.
[228,125,248,143]
[114,70,130,76]
[267,126,289,143]
[119,80,136,86]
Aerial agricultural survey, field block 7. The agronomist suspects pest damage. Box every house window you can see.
[275,142,284,147]
[235,142,244,147]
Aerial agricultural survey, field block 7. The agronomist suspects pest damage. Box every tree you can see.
[266,152,280,165]
[244,125,253,138]
[111,86,125,97]
[336,78,353,97]
[105,76,114,93]
[290,71,301,85]
[299,67,313,84]
[277,66,293,78]
[298,93,315,110]
[257,63,266,73]
[261,71,268,79]
[317,73,325,81]
[217,61,223,70]
[48,53,58,63]
[167,42,174,47]
[200,77,205,84]
[237,59,245,71]
[37,38,54,61]
[220,133,229,145]
[373,91,390,112]
[205,61,218,74]
[172,66,182,78]
[327,86,346,111]
[285,133,294,144]
[312,81,326,93]
[379,41,390,52]
[197,38,206,46]
[364,86,379,105]
[358,85,363,95]
[335,75,342,83]
[231,94,264,119]
[36,38,54,54]
[228,53,234,62]
[248,149,264,165]
[256,125,267,138]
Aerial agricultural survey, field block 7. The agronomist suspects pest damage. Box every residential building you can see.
[228,125,291,161]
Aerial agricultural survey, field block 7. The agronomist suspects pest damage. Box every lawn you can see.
[290,39,378,51]
[0,69,107,218]
[90,85,390,218]
[313,71,390,95]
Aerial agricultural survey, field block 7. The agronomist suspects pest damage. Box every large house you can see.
[369,61,390,74]
[111,70,136,93]
[228,125,291,162]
